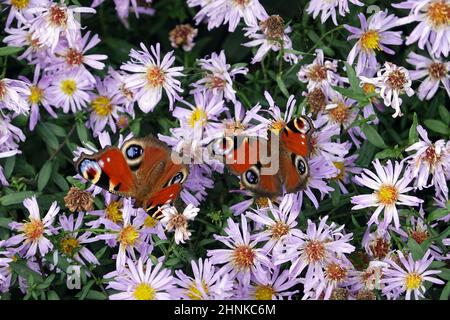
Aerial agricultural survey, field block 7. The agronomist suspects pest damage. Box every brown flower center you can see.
[23,219,44,241]
[386,69,407,91]
[207,75,226,89]
[427,0,450,28]
[50,5,68,27]
[370,236,390,259]
[269,221,290,240]
[65,48,83,66]
[326,262,348,282]
[428,62,447,79]
[64,187,94,212]
[233,245,255,270]
[146,66,165,87]
[307,64,328,82]
[328,102,350,125]
[259,15,285,40]
[307,88,326,113]
[169,24,196,47]
[304,240,326,263]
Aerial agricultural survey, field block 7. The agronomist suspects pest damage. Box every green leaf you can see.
[0,191,36,206]
[438,269,450,281]
[345,63,360,91]
[47,291,60,300]
[77,280,96,300]
[37,162,53,191]
[76,122,88,143]
[275,74,289,98]
[408,113,418,145]
[375,147,403,160]
[0,217,13,229]
[84,290,107,300]
[4,156,16,179]
[9,261,43,284]
[45,122,67,137]
[36,122,59,150]
[424,119,450,135]
[438,105,450,125]
[0,46,23,56]
[330,180,340,207]
[66,176,86,190]
[440,281,450,300]
[361,124,388,149]
[407,238,425,260]
[53,174,69,191]
[428,208,449,222]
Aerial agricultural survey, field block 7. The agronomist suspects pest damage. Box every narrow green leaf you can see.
[424,119,450,135]
[76,122,88,143]
[345,63,360,90]
[361,124,388,149]
[9,261,43,284]
[438,105,450,125]
[428,208,449,222]
[45,122,67,137]
[275,75,289,98]
[36,123,59,150]
[408,113,418,145]
[0,217,13,229]
[84,290,107,300]
[0,46,23,56]
[47,291,60,300]
[53,173,69,191]
[37,162,53,191]
[4,156,15,179]
[438,269,450,281]
[407,238,425,260]
[0,191,36,206]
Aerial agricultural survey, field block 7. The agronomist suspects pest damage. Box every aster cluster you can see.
[0,0,449,301]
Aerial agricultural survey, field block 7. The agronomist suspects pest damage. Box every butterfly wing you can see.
[280,116,314,157]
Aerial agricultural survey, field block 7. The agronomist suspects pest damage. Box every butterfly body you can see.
[215,116,314,198]
[75,135,188,213]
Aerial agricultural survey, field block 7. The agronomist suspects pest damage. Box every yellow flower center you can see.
[146,66,165,87]
[255,197,270,208]
[304,240,326,263]
[328,102,350,125]
[105,201,123,223]
[405,272,422,290]
[28,86,43,104]
[23,219,44,241]
[133,283,156,300]
[188,107,207,128]
[92,96,113,117]
[361,30,381,52]
[269,120,286,135]
[60,79,77,96]
[11,0,29,9]
[187,280,209,300]
[254,285,275,300]
[333,161,345,181]
[60,236,80,256]
[269,221,290,240]
[118,225,139,247]
[233,245,255,270]
[427,0,450,28]
[144,215,158,228]
[376,184,398,205]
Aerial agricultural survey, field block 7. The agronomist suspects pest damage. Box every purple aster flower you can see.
[160,204,199,244]
[57,212,99,266]
[92,0,155,29]
[19,66,56,131]
[246,194,302,253]
[197,0,268,32]
[362,223,393,260]
[274,216,355,292]
[394,0,450,58]
[87,76,126,137]
[6,196,59,258]
[360,62,414,118]
[351,159,424,229]
[0,115,25,186]
[405,125,450,197]
[297,49,340,94]
[344,11,403,76]
[246,266,300,300]
[1,0,43,28]
[0,77,30,115]
[406,49,450,100]
[28,2,96,52]
[121,42,184,112]
[243,15,299,64]
[107,258,175,300]
[347,260,388,294]
[173,258,233,300]
[324,93,359,129]
[190,50,248,103]
[307,0,363,26]
[330,153,362,194]
[207,215,273,286]
[381,250,444,300]
[47,69,93,113]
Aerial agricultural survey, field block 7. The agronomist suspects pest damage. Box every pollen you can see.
[254,285,275,300]
[333,161,345,181]
[23,219,44,241]
[187,280,209,300]
[92,96,113,117]
[133,283,156,300]
[326,262,348,282]
[169,24,197,48]
[65,48,84,67]
[360,30,381,52]
[233,245,255,270]
[105,201,123,223]
[11,0,29,10]
[410,228,429,244]
[146,66,165,87]
[49,5,68,27]
[307,88,326,114]
[269,120,286,135]
[60,79,77,96]
[328,102,350,125]
[269,221,290,240]
[28,86,43,105]
[307,64,328,82]
[255,197,270,208]
[60,236,80,256]
[427,0,450,28]
[376,184,399,205]
[259,15,285,41]
[188,107,208,128]
[428,62,447,80]
[386,69,407,91]
[118,225,139,247]
[405,272,422,290]
[304,240,326,263]
[64,187,94,212]
[144,215,158,228]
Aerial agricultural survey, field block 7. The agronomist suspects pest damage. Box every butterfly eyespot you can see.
[294,155,308,175]
[78,159,102,184]
[243,167,259,185]
[167,167,188,186]
[293,117,312,134]
[125,144,144,160]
